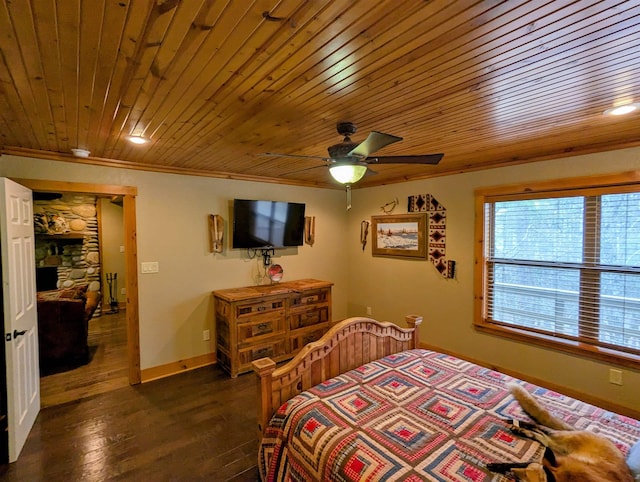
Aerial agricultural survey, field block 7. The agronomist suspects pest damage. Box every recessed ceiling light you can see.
[604,103,640,116]
[71,148,90,158]
[126,135,150,145]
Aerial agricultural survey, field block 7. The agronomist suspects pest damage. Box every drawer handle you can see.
[257,323,268,331]
[257,306,266,312]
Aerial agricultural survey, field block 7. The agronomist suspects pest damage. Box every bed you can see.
[252,315,640,481]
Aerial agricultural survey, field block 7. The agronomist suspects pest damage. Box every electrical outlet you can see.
[203,329,210,341]
[366,306,372,316]
[609,368,623,385]
[120,288,126,295]
[119,245,125,253]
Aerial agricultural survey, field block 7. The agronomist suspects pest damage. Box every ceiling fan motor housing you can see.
[329,122,360,159]
[328,141,359,159]
[336,122,357,137]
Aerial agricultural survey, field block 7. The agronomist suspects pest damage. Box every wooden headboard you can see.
[252,314,422,438]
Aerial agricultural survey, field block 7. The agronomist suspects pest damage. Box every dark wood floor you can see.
[40,308,129,407]
[1,365,260,481]
[3,308,260,480]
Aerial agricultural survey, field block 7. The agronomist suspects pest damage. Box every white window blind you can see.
[484,192,640,354]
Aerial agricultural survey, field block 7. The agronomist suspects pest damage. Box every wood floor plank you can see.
[0,365,260,480]
[2,308,260,480]
[39,309,129,407]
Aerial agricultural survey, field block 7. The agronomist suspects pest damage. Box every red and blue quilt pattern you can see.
[259,350,640,481]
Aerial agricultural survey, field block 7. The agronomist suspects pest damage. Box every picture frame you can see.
[371,213,427,258]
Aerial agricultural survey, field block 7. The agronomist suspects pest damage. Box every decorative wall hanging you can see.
[380,197,399,214]
[304,216,315,246]
[208,214,224,253]
[360,220,370,251]
[408,194,455,278]
[371,213,427,259]
[34,212,70,234]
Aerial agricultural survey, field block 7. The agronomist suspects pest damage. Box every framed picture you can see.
[371,213,427,258]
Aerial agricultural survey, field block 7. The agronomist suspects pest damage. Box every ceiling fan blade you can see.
[370,153,444,165]
[263,152,331,161]
[348,131,402,157]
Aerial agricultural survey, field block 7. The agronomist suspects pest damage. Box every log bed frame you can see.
[251,314,422,438]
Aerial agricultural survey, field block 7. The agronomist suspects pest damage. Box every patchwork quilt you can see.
[259,349,640,481]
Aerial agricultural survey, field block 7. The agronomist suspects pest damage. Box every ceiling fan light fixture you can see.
[604,103,639,116]
[329,163,367,184]
[126,135,150,145]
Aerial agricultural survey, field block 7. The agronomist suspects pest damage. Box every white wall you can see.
[348,146,640,413]
[0,155,349,370]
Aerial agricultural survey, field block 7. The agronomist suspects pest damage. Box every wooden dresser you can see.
[213,279,333,377]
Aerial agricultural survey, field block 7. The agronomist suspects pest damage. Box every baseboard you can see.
[419,342,640,420]
[141,352,216,383]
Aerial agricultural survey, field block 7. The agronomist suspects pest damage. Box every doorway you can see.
[16,178,141,391]
[37,194,129,406]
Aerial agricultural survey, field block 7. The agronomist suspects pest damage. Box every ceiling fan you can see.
[265,121,444,186]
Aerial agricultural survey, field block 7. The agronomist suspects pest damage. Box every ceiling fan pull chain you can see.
[346,185,352,210]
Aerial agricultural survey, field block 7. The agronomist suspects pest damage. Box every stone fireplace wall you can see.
[34,194,101,316]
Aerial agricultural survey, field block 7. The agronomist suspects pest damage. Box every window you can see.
[475,173,640,367]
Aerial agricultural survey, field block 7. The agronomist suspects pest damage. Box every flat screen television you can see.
[232,199,306,249]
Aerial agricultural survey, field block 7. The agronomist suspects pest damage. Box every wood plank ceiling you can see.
[0,0,639,189]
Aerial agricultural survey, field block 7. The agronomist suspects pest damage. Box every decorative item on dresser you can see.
[213,279,332,378]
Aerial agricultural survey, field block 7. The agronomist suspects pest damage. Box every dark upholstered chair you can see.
[36,286,101,374]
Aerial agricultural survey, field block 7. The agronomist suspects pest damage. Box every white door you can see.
[0,178,39,462]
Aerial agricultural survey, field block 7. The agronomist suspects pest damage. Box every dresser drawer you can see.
[236,298,286,318]
[289,323,329,352]
[237,314,285,344]
[289,288,330,309]
[238,339,288,367]
[289,306,330,330]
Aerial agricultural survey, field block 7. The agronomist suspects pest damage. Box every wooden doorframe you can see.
[13,178,141,384]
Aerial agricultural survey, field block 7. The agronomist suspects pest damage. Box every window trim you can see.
[474,170,640,370]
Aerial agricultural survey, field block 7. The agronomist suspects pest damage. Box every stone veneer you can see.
[34,194,101,316]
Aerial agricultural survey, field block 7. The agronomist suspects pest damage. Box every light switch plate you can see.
[141,261,159,273]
